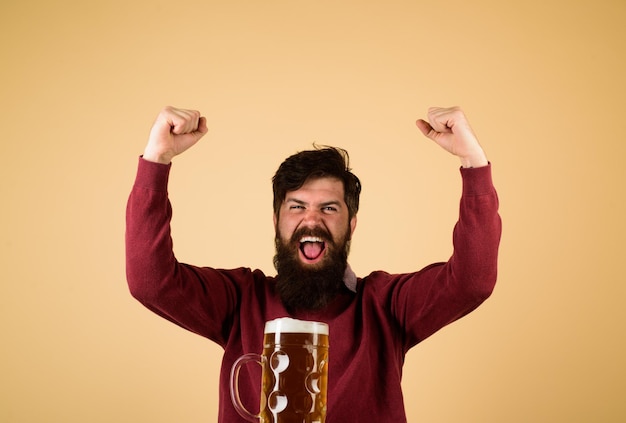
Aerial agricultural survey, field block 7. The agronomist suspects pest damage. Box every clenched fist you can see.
[143,106,209,164]
[416,107,488,168]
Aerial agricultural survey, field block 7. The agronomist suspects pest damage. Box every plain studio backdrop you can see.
[1,0,624,422]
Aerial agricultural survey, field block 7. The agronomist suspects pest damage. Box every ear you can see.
[273,212,278,230]
[349,215,357,237]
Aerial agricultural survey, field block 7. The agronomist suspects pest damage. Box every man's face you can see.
[274,177,357,268]
[273,177,357,311]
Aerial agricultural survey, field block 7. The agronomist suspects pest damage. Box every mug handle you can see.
[229,353,263,422]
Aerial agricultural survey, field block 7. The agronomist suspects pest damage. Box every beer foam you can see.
[264,317,328,335]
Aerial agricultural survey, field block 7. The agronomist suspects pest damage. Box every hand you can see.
[416,106,488,168]
[143,106,209,164]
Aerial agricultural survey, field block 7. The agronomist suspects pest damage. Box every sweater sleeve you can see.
[125,157,243,346]
[391,164,502,351]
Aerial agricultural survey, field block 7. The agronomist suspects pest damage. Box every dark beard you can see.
[273,225,350,313]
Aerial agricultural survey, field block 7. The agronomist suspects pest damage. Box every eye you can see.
[322,206,338,213]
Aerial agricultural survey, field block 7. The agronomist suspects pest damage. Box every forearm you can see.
[450,163,502,299]
[125,157,178,309]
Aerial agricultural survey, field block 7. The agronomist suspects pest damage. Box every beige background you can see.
[1,0,624,421]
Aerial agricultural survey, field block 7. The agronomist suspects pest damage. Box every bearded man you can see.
[125,105,501,422]
[272,146,360,313]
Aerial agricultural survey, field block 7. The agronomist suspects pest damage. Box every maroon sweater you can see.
[125,158,501,422]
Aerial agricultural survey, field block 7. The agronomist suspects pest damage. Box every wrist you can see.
[142,148,173,165]
[460,150,488,168]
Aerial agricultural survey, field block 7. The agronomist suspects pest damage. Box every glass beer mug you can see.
[230,317,329,423]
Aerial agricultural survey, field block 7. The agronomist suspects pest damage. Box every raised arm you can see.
[125,107,240,345]
[391,107,501,348]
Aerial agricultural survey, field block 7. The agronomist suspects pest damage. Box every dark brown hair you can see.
[272,146,361,219]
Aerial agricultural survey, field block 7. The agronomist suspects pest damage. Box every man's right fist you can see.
[143,106,208,164]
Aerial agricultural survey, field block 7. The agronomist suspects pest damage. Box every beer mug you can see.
[230,317,329,423]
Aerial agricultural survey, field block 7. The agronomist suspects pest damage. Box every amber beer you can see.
[230,318,329,423]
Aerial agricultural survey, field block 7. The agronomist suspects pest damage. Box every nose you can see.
[301,209,323,227]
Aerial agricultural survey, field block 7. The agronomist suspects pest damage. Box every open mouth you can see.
[299,236,326,263]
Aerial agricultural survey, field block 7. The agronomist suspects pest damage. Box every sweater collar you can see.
[343,263,357,292]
